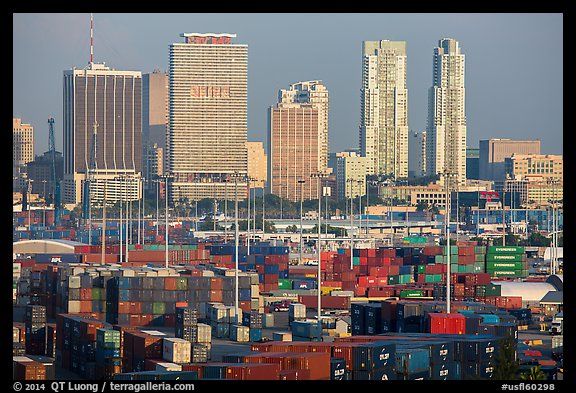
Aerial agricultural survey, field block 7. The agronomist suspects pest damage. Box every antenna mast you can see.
[90,13,94,65]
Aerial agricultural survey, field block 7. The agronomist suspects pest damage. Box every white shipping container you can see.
[250,284,260,298]
[155,362,182,372]
[162,338,191,364]
[201,270,215,277]
[197,323,212,343]
[211,305,228,323]
[13,327,20,343]
[249,273,259,285]
[263,313,274,328]
[230,325,250,342]
[68,300,81,313]
[68,276,81,289]
[13,263,22,272]
[272,332,292,341]
[289,303,306,319]
[331,290,355,297]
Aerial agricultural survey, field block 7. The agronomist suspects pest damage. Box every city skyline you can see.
[13,13,563,157]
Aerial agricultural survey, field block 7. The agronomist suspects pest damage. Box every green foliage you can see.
[493,336,520,380]
[519,366,547,381]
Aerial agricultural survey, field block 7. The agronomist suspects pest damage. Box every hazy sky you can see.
[13,13,563,157]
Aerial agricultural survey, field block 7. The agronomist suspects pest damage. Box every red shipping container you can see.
[279,369,311,380]
[225,363,281,380]
[358,265,369,276]
[388,265,400,276]
[341,272,356,281]
[476,273,491,285]
[181,364,204,379]
[80,288,92,300]
[297,295,350,310]
[239,301,252,313]
[209,290,223,302]
[341,281,356,291]
[164,277,177,290]
[355,286,366,297]
[458,246,475,256]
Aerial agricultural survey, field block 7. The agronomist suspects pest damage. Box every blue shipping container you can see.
[291,321,321,338]
[35,253,82,263]
[249,328,262,342]
[395,348,430,374]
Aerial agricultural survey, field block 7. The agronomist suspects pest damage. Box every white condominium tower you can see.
[426,38,467,188]
[168,33,248,202]
[359,40,408,179]
[279,81,329,174]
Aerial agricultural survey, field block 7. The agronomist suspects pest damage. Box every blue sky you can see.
[13,13,562,156]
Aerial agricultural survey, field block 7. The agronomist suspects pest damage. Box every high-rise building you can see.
[247,141,267,189]
[269,80,329,202]
[26,151,64,199]
[168,33,248,202]
[143,70,168,187]
[360,40,408,178]
[505,154,562,182]
[479,139,541,181]
[62,63,142,204]
[279,81,329,173]
[145,143,163,181]
[426,38,466,188]
[408,131,426,178]
[466,147,480,180]
[336,152,369,200]
[13,118,34,189]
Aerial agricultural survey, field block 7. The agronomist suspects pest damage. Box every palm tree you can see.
[493,336,520,380]
[520,366,547,380]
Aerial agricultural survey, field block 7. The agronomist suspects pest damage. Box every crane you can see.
[48,117,61,225]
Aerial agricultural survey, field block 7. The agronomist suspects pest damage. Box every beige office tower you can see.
[168,33,247,202]
[279,81,329,173]
[336,152,369,199]
[13,118,34,189]
[247,141,267,189]
[143,70,168,184]
[426,38,466,188]
[360,40,408,178]
[268,101,322,202]
[62,63,142,205]
[479,139,541,181]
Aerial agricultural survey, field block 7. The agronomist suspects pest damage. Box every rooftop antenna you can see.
[90,13,94,65]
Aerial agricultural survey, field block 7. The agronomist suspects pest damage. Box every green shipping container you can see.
[486,261,524,270]
[92,288,102,300]
[176,278,188,290]
[486,254,525,262]
[353,257,360,266]
[491,270,523,277]
[475,254,485,262]
[153,302,165,314]
[475,246,486,254]
[417,265,427,274]
[404,237,427,244]
[465,264,475,273]
[388,275,399,285]
[278,279,292,289]
[400,290,424,298]
[486,284,501,296]
[457,265,467,273]
[450,264,458,272]
[425,274,434,283]
[443,245,459,256]
[398,274,413,284]
[433,274,443,282]
[473,263,484,273]
[435,255,444,264]
[487,246,525,254]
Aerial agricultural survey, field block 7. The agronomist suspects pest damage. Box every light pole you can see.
[247,178,251,254]
[224,178,228,243]
[357,180,363,239]
[262,185,266,240]
[138,179,141,245]
[347,178,354,269]
[164,175,171,268]
[298,179,306,264]
[310,172,326,323]
[230,171,244,323]
[324,185,330,248]
[119,176,123,263]
[502,185,506,246]
[27,178,33,232]
[443,170,457,314]
[42,180,47,227]
[142,178,145,245]
[155,178,160,237]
